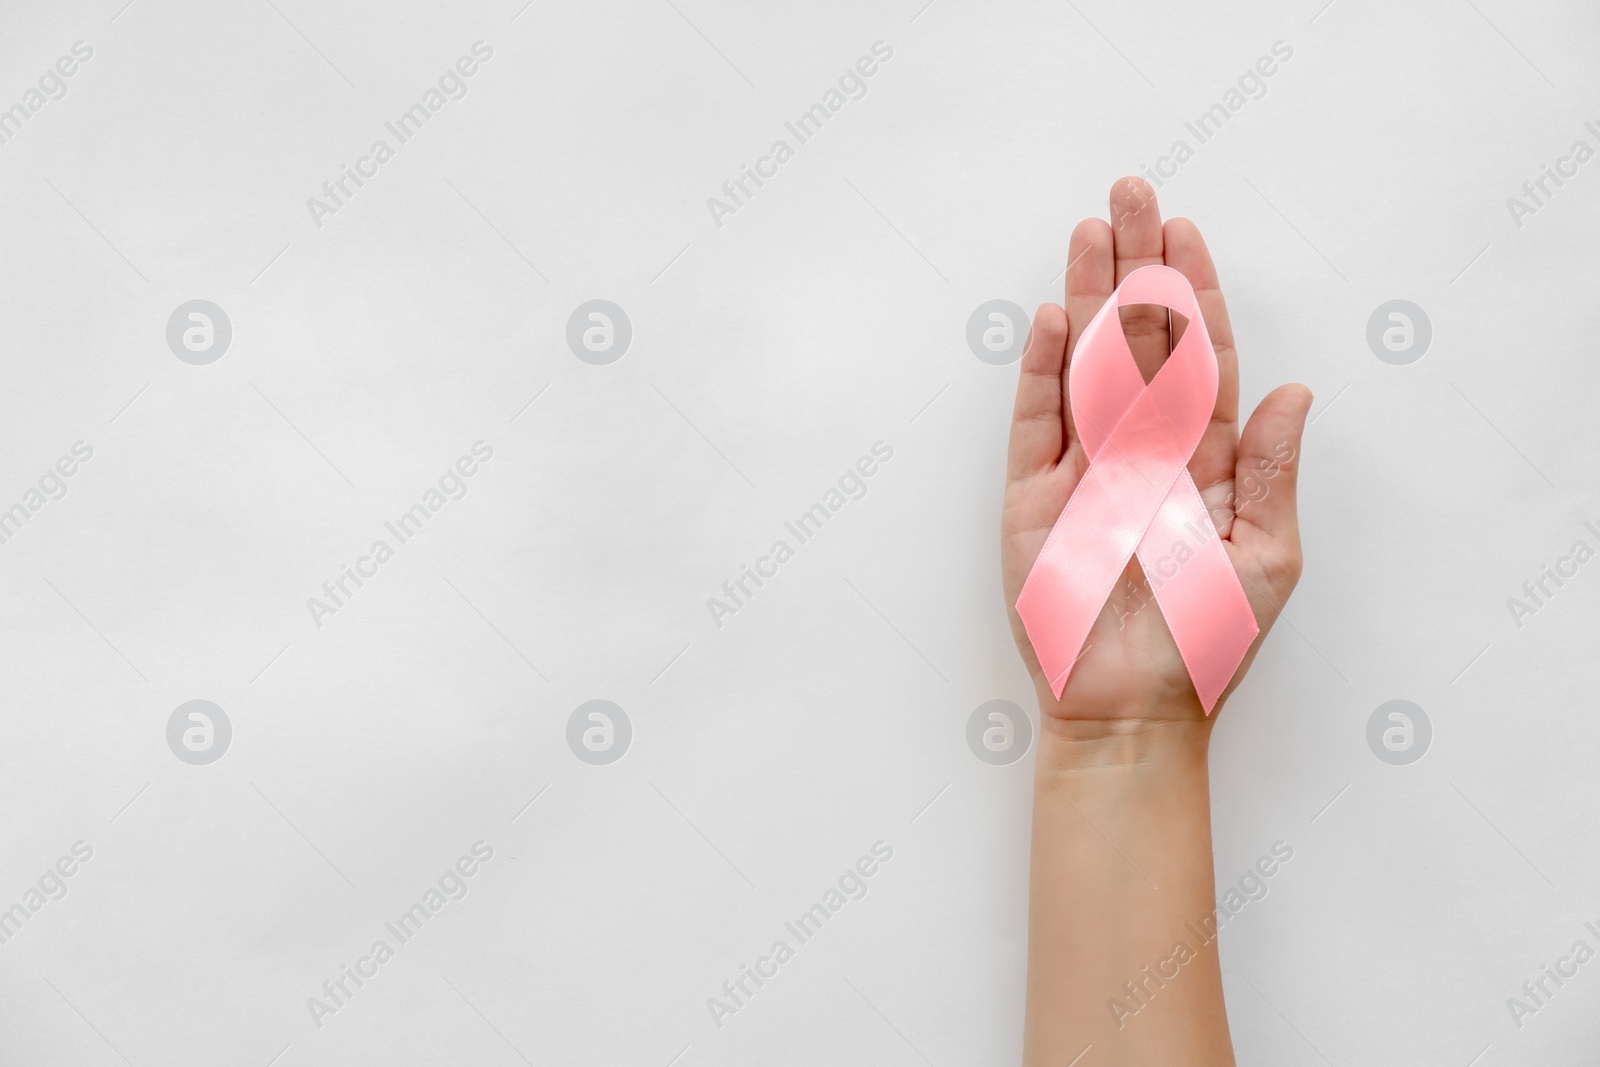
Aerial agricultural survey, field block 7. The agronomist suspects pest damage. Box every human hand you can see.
[1001,177,1312,733]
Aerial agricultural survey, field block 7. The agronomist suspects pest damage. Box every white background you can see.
[0,0,1597,1064]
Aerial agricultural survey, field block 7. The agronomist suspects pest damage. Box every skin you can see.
[1005,177,1312,1065]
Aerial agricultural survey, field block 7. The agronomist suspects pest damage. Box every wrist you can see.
[1034,714,1212,780]
[1028,661,1214,728]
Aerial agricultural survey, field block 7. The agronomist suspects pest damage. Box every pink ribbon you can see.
[1015,265,1257,714]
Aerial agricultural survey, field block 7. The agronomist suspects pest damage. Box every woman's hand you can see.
[1001,176,1313,732]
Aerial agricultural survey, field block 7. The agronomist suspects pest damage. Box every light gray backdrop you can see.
[0,0,1596,1064]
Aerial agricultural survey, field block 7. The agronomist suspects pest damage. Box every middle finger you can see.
[1109,177,1169,383]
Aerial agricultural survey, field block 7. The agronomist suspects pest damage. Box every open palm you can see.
[1001,178,1312,726]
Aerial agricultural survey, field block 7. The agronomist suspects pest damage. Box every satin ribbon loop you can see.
[1015,265,1257,714]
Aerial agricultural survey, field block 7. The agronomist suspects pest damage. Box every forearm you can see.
[1022,716,1233,1066]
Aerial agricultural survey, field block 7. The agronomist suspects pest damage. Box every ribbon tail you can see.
[1016,456,1174,699]
[1135,479,1258,714]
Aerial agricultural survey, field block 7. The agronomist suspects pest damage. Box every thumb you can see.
[1233,383,1312,557]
